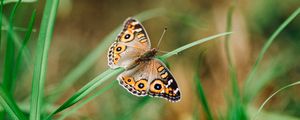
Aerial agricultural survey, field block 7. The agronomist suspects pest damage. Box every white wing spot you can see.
[131,21,139,25]
[134,28,142,32]
[174,88,179,94]
[166,79,173,87]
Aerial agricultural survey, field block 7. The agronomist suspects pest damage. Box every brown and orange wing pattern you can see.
[108,17,151,69]
[117,59,181,102]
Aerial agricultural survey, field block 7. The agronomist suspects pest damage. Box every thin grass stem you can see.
[244,7,300,103]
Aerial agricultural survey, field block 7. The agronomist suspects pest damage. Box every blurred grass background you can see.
[1,0,300,120]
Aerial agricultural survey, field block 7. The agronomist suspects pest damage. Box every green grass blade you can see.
[161,32,232,59]
[194,74,214,120]
[46,32,231,119]
[30,0,59,120]
[116,97,150,120]
[3,0,36,4]
[46,68,124,119]
[0,87,27,120]
[2,15,32,68]
[57,81,115,120]
[2,0,21,92]
[252,81,300,120]
[47,8,166,102]
[244,7,300,98]
[13,10,36,92]
[244,50,295,103]
[224,0,240,100]
[0,0,3,50]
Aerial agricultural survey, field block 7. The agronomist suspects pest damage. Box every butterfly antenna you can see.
[157,27,167,49]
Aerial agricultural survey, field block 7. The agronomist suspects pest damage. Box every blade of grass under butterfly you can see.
[46,68,124,120]
[244,7,300,100]
[0,87,27,120]
[57,81,115,120]
[252,81,300,120]
[13,10,36,92]
[46,32,231,118]
[46,8,166,103]
[30,0,59,120]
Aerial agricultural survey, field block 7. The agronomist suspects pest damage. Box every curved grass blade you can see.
[12,10,36,93]
[161,32,232,59]
[244,50,295,103]
[57,81,115,120]
[244,7,300,99]
[46,68,124,120]
[2,0,21,92]
[2,15,32,67]
[115,97,150,120]
[194,75,214,120]
[47,8,166,102]
[252,81,300,120]
[30,0,59,120]
[0,87,27,120]
[46,32,231,119]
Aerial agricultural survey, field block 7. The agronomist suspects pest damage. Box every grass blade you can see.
[252,81,300,120]
[3,0,36,4]
[30,0,59,120]
[161,32,232,59]
[2,0,21,92]
[0,87,27,120]
[46,32,231,119]
[244,7,300,98]
[0,0,3,50]
[46,68,124,119]
[47,8,166,102]
[194,75,214,120]
[2,15,32,68]
[57,81,116,120]
[12,10,36,93]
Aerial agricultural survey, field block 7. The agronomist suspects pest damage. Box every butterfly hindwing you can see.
[117,59,181,102]
[147,59,181,102]
[108,18,151,69]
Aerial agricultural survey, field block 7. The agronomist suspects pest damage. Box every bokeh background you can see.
[1,0,300,120]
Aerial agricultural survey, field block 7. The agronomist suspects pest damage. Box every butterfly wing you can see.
[108,18,151,69]
[117,58,181,102]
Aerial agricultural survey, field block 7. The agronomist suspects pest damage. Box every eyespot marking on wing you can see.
[134,79,148,91]
[120,30,134,42]
[122,76,135,86]
[149,79,165,93]
[114,44,126,54]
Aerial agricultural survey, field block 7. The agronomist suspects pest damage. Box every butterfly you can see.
[107,17,181,102]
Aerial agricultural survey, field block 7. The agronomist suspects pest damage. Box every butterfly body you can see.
[107,17,181,102]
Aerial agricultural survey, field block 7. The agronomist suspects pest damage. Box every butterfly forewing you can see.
[108,18,151,69]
